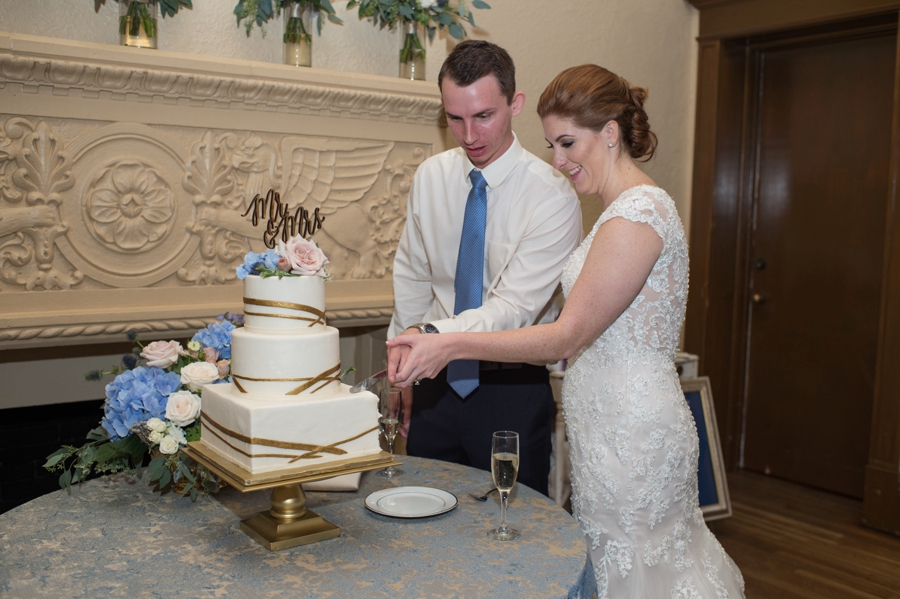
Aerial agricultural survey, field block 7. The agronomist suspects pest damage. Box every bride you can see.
[387,64,746,598]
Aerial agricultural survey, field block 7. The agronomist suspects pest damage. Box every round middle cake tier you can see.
[229,326,341,397]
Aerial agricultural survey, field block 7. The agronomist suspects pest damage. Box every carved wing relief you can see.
[0,118,427,292]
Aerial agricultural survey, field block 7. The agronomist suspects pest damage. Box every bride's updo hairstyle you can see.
[538,64,657,162]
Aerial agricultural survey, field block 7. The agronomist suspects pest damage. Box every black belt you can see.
[479,361,527,371]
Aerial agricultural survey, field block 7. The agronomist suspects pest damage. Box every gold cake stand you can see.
[184,442,401,551]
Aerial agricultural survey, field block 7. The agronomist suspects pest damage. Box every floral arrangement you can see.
[234,0,342,39]
[43,315,242,501]
[348,0,490,63]
[237,235,330,280]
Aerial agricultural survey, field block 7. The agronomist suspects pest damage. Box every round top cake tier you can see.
[242,275,326,334]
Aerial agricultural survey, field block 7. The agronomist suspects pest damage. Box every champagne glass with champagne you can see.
[488,430,520,540]
[377,387,404,478]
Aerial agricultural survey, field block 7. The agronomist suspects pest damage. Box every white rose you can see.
[141,340,183,368]
[166,422,187,445]
[165,390,201,426]
[149,430,165,444]
[147,417,167,433]
[419,0,437,8]
[158,435,180,455]
[180,362,220,392]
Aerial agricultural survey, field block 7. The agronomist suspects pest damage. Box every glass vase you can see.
[284,1,315,67]
[399,21,425,81]
[119,0,158,49]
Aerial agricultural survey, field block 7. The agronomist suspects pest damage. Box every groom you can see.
[388,40,581,495]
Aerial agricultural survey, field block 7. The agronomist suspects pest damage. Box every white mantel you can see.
[0,31,449,352]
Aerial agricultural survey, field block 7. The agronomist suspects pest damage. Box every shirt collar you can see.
[464,132,524,189]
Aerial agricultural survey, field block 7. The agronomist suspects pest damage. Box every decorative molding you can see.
[0,33,446,350]
[0,51,444,126]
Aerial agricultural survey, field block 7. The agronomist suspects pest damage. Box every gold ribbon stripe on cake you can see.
[201,413,379,462]
[232,364,341,395]
[243,297,326,327]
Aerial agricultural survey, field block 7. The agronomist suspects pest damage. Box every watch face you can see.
[423,324,438,334]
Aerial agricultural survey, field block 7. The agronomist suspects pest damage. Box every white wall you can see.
[0,0,699,230]
[0,0,699,406]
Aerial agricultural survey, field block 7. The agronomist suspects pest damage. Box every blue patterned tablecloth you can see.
[0,456,596,599]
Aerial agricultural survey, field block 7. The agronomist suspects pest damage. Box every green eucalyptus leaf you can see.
[147,455,167,480]
[92,443,120,465]
[86,426,107,442]
[190,487,199,501]
[471,0,490,8]
[59,469,72,489]
[158,468,172,489]
[449,22,464,39]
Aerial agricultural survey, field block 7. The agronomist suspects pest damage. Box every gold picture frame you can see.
[681,376,732,521]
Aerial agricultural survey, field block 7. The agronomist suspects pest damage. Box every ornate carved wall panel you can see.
[0,32,447,350]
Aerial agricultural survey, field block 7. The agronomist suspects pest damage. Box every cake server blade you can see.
[349,369,387,393]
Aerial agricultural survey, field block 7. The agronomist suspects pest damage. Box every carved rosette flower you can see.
[87,162,175,251]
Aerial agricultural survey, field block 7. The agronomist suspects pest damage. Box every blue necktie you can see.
[447,169,488,399]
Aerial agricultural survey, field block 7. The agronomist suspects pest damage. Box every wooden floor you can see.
[709,470,900,599]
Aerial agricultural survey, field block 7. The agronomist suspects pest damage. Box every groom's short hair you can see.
[438,40,516,105]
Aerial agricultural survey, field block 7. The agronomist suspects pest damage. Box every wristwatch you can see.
[409,322,439,334]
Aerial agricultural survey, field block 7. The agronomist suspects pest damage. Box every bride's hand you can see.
[386,334,451,387]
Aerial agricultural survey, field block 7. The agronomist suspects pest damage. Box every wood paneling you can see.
[686,0,900,534]
[689,0,900,40]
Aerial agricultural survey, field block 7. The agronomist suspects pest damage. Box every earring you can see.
[608,142,615,148]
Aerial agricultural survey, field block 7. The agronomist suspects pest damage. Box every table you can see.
[0,456,597,599]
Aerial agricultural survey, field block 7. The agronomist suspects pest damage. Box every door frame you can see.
[686,0,900,535]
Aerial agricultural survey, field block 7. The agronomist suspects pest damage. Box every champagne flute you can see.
[377,387,404,478]
[488,430,520,540]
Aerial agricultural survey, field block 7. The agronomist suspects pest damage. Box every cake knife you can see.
[349,369,387,393]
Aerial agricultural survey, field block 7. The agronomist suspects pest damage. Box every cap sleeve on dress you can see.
[597,186,671,242]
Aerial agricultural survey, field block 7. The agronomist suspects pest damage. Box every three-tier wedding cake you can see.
[199,245,381,475]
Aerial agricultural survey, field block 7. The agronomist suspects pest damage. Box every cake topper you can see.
[241,189,325,249]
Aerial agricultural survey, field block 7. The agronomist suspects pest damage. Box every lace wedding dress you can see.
[561,185,745,598]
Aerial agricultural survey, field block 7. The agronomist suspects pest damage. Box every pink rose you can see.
[203,347,219,363]
[216,359,229,378]
[141,340,183,369]
[277,256,291,272]
[278,236,328,277]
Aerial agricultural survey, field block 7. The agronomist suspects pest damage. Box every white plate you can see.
[364,486,458,518]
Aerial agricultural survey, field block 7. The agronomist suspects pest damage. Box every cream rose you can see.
[149,429,165,444]
[158,435,180,455]
[147,417,167,433]
[165,390,201,426]
[180,361,220,392]
[141,340,183,368]
[278,236,328,277]
[419,0,437,8]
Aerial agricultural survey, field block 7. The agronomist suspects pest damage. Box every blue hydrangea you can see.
[192,320,236,360]
[236,249,281,280]
[101,366,182,441]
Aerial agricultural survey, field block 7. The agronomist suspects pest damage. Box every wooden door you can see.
[742,31,895,498]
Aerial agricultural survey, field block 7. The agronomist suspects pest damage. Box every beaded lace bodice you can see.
[559,186,744,598]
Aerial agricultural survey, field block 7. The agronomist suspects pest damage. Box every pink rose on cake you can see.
[141,340,184,369]
[278,236,330,278]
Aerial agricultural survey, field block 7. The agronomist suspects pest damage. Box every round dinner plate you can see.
[364,486,458,518]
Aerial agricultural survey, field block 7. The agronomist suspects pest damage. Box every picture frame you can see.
[681,376,732,521]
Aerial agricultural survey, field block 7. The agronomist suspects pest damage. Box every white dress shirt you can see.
[389,134,582,339]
